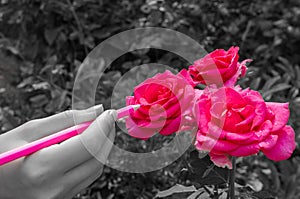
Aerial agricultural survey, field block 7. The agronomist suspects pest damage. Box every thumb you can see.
[78,110,117,163]
[13,104,104,142]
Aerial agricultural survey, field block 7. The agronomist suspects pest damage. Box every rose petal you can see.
[196,98,211,132]
[196,134,240,153]
[266,102,289,131]
[259,134,278,150]
[224,59,251,87]
[262,126,296,161]
[224,74,238,87]
[215,87,246,107]
[210,102,227,119]
[209,152,233,169]
[251,102,267,129]
[255,120,272,141]
[179,69,198,87]
[159,116,181,136]
[220,130,257,142]
[126,117,157,140]
[239,59,252,76]
[229,143,260,156]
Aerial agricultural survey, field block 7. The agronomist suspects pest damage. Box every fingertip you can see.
[97,110,117,121]
[109,110,118,121]
[94,110,116,133]
[93,104,104,111]
[94,104,104,116]
[86,104,104,115]
[80,111,116,159]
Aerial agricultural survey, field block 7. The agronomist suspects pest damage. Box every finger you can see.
[36,110,116,173]
[63,159,103,199]
[63,162,103,199]
[62,127,115,199]
[18,104,104,142]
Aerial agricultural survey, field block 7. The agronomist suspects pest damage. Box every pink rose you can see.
[126,70,195,140]
[180,47,251,87]
[195,86,295,169]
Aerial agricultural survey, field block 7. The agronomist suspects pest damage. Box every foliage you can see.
[1,0,300,198]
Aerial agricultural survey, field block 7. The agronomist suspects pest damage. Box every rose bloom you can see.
[126,70,195,140]
[180,47,251,87]
[195,86,296,169]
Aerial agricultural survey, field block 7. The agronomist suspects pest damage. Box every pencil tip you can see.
[132,104,141,110]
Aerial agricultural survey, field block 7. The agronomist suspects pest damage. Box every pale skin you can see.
[0,105,116,199]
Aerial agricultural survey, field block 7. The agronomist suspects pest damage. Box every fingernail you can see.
[94,111,116,137]
[87,104,103,112]
[94,104,103,111]
[109,110,118,121]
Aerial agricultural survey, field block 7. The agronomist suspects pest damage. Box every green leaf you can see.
[262,83,291,99]
[155,184,197,198]
[188,151,228,186]
[44,28,60,46]
[186,189,204,199]
[261,76,280,92]
[250,77,262,90]
[202,164,215,178]
[187,188,209,199]
[277,56,295,79]
[189,191,211,199]
[247,179,263,192]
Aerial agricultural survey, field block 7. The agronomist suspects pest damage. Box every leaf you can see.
[288,87,299,99]
[247,179,263,192]
[267,161,280,192]
[155,184,197,198]
[295,65,300,88]
[29,94,49,108]
[202,164,215,178]
[255,44,268,54]
[285,175,297,199]
[1,107,18,129]
[262,83,291,99]
[250,77,261,90]
[192,191,211,199]
[44,29,60,46]
[186,189,204,199]
[198,150,208,159]
[188,151,228,185]
[251,191,274,199]
[261,76,280,92]
[277,56,295,79]
[278,56,292,69]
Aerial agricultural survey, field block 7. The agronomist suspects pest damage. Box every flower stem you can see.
[227,156,236,199]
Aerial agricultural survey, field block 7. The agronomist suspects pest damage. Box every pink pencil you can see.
[0,104,140,166]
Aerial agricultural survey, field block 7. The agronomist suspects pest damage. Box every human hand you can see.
[0,105,116,199]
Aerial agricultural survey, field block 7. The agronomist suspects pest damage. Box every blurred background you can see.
[1,0,300,198]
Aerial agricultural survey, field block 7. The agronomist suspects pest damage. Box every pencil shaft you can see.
[0,122,91,166]
[0,105,139,166]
